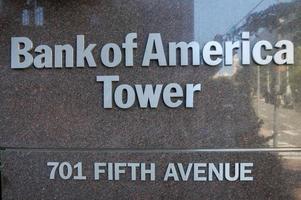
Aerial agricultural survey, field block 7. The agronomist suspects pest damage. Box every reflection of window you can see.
[22,0,44,26]
[0,0,3,13]
[35,6,43,26]
[22,9,30,26]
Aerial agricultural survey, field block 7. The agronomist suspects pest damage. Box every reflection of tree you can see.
[204,57,295,199]
[234,1,301,110]
[0,0,299,199]
[234,1,300,35]
[205,2,301,199]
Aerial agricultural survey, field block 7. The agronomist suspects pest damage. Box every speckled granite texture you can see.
[0,0,262,149]
[1,150,299,200]
[1,0,301,199]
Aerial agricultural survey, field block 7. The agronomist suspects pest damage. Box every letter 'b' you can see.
[11,37,33,69]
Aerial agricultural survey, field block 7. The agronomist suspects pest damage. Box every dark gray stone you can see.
[1,150,299,200]
[1,0,301,199]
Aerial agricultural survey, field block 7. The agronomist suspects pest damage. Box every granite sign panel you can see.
[1,0,301,199]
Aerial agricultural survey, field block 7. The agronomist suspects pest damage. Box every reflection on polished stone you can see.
[1,0,300,149]
[1,0,301,199]
[1,150,301,199]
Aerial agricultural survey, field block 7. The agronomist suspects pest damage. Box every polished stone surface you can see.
[1,0,300,149]
[1,0,301,199]
[1,150,301,200]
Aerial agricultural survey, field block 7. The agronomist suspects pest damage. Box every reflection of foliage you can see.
[234,1,301,105]
[235,1,301,37]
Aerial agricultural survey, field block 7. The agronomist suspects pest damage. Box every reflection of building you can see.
[1,1,300,199]
[1,0,204,149]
